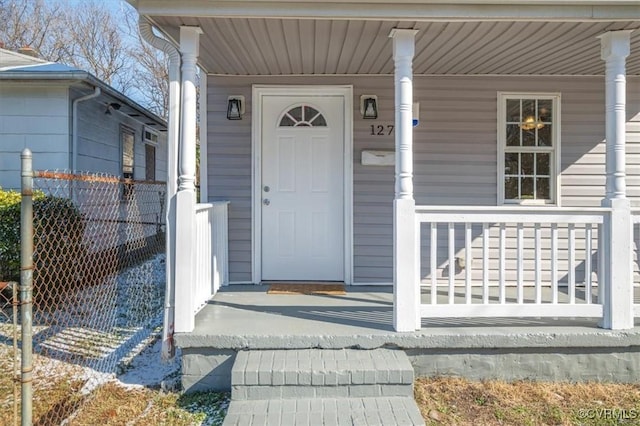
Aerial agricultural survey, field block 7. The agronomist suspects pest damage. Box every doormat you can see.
[267,283,346,295]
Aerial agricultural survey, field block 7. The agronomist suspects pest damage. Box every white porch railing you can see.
[193,201,229,314]
[632,212,640,317]
[416,206,610,319]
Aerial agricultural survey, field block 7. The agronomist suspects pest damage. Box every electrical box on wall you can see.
[361,150,395,166]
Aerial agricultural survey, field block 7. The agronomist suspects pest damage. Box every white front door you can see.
[261,95,345,281]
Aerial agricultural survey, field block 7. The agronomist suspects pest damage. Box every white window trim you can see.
[497,92,561,206]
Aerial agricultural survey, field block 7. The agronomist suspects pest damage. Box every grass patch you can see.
[68,383,229,426]
[0,343,229,426]
[415,377,640,425]
[0,344,87,426]
[4,345,640,426]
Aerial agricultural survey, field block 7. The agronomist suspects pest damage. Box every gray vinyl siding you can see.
[206,80,254,282]
[73,88,168,181]
[0,84,69,190]
[206,75,640,284]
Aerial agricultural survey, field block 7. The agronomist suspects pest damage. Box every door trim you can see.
[252,85,353,284]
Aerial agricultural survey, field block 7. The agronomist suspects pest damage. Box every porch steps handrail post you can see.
[599,30,634,330]
[174,26,203,333]
[390,28,420,332]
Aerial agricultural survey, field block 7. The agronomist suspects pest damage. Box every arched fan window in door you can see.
[279,105,327,127]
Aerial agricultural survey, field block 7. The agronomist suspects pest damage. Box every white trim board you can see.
[251,85,354,285]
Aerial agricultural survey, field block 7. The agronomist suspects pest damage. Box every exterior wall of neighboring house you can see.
[0,82,168,257]
[0,83,70,190]
[72,88,168,182]
[70,88,168,254]
[0,85,168,189]
[206,75,640,283]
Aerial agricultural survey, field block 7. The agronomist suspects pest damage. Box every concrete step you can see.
[230,348,414,400]
[222,396,425,426]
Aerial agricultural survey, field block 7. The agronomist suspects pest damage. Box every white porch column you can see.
[598,30,634,330]
[175,26,202,333]
[390,28,419,332]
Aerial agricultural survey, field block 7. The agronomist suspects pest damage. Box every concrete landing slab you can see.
[176,285,640,351]
[178,286,640,389]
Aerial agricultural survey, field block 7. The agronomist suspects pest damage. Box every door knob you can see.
[263,199,270,206]
[263,185,270,192]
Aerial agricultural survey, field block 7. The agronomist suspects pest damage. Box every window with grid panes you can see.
[499,94,559,204]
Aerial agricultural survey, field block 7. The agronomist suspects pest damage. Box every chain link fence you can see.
[0,281,19,426]
[0,165,167,425]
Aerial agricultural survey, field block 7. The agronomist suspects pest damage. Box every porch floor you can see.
[175,285,640,351]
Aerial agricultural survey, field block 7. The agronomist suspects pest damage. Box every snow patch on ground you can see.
[116,336,181,389]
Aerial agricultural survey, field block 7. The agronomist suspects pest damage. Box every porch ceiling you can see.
[148,17,640,76]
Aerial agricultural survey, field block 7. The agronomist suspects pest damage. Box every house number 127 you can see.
[370,125,394,136]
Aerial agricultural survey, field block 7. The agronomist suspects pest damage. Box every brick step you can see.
[222,396,425,426]
[230,349,414,400]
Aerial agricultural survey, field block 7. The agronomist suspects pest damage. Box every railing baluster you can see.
[517,222,523,304]
[448,222,455,304]
[465,222,472,304]
[552,223,558,304]
[414,206,608,321]
[585,224,593,304]
[535,223,541,304]
[569,223,576,304]
[195,213,201,311]
[499,223,506,304]
[482,223,489,304]
[430,222,437,305]
[210,210,214,289]
[598,223,604,305]
[195,213,200,311]
[193,203,226,313]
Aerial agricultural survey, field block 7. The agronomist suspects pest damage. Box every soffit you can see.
[148,17,640,76]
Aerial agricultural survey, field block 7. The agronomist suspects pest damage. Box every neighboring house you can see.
[0,47,168,190]
[133,0,640,391]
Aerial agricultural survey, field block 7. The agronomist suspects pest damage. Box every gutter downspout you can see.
[72,87,101,172]
[139,17,181,361]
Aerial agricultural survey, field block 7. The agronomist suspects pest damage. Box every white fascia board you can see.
[135,1,640,21]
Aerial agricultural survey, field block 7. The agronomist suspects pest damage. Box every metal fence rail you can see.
[1,151,167,425]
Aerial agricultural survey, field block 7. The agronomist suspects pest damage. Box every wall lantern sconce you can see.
[227,96,245,120]
[360,95,378,119]
[104,102,121,115]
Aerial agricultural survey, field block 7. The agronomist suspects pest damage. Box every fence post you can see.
[20,149,34,426]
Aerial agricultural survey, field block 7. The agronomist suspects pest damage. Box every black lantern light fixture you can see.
[360,95,378,120]
[227,96,245,120]
[360,95,378,119]
[104,102,121,115]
